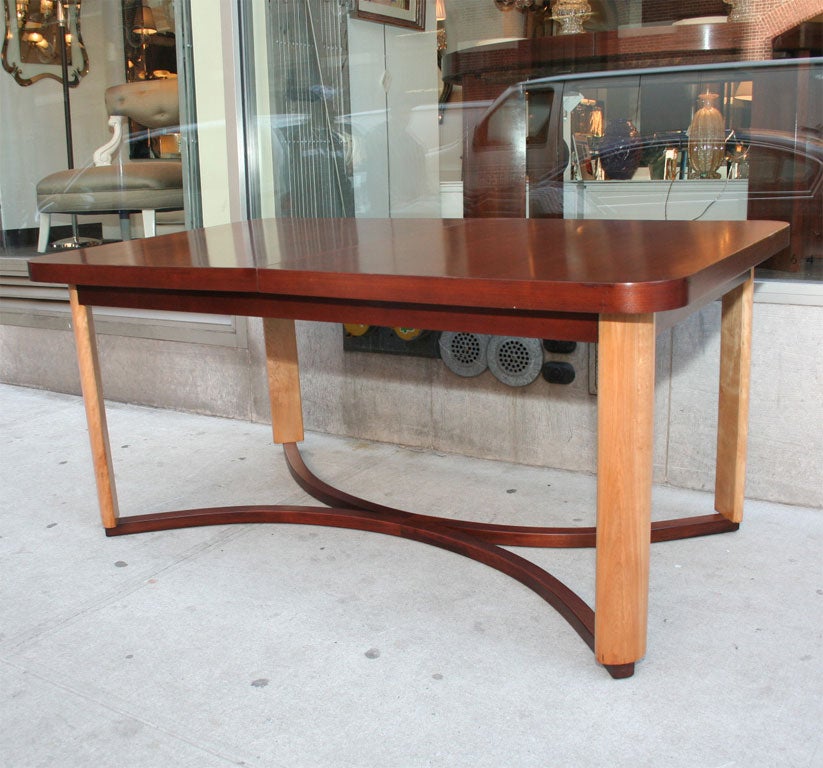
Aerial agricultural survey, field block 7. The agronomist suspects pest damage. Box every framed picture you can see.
[353,0,426,31]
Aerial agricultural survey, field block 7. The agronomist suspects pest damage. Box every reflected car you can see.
[463,58,822,269]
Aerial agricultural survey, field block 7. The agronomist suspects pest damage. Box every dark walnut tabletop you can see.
[28,218,789,315]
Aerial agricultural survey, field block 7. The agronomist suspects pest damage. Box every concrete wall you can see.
[298,298,823,510]
[2,291,820,509]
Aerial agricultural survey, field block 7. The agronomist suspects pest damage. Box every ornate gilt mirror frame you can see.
[2,0,88,86]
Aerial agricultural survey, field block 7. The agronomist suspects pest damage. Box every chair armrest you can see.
[92,116,127,166]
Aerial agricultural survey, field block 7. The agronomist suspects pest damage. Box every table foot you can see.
[605,662,635,679]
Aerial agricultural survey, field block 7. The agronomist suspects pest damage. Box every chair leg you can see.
[119,213,131,241]
[37,213,51,253]
[141,209,157,238]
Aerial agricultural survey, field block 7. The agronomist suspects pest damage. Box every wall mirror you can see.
[2,0,88,86]
[121,0,176,82]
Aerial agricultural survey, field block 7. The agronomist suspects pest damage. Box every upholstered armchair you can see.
[36,78,183,252]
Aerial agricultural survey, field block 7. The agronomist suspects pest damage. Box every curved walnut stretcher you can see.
[29,217,789,679]
[104,434,739,681]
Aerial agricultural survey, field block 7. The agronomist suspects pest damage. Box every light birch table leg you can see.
[263,317,305,444]
[69,287,119,529]
[715,271,754,523]
[595,313,656,673]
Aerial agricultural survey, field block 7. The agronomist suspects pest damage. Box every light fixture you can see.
[688,90,726,179]
[723,0,749,22]
[21,13,45,44]
[495,0,546,10]
[19,1,62,48]
[132,3,158,36]
[550,0,592,35]
[436,0,447,52]
[493,0,594,35]
[733,81,753,101]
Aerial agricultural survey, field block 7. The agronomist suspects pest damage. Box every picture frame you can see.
[353,0,426,31]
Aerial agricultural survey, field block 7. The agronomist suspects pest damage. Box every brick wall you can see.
[641,1,728,24]
[732,0,823,58]
[612,1,822,59]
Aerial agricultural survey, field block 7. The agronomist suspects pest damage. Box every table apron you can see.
[74,285,600,342]
[655,272,749,335]
[74,268,752,344]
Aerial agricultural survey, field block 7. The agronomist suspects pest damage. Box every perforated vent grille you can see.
[439,331,489,377]
[487,336,543,387]
[496,339,531,374]
[453,333,481,363]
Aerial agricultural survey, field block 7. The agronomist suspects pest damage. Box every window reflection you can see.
[462,60,821,275]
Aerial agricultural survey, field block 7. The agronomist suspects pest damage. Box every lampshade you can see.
[734,81,753,101]
[133,4,157,36]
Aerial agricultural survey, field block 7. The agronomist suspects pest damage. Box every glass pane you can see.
[265,1,354,218]
[0,0,190,254]
[461,59,821,277]
[240,6,820,281]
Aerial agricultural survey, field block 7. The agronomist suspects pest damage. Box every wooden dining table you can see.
[28,216,789,678]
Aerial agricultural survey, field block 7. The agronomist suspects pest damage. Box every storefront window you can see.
[464,60,821,277]
[242,0,441,222]
[239,1,821,282]
[1,1,820,287]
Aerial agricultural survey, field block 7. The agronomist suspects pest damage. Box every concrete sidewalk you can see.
[1,383,821,767]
